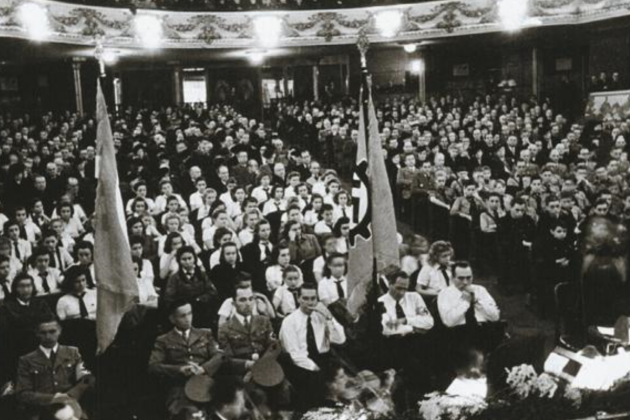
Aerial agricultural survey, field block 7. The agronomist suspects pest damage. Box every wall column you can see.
[312,65,319,100]
[173,66,183,105]
[418,54,427,104]
[532,47,542,98]
[72,61,84,115]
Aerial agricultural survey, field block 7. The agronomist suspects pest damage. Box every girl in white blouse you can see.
[265,243,292,293]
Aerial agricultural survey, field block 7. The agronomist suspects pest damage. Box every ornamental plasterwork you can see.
[0,0,629,49]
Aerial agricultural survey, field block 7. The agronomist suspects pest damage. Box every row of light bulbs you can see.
[17,0,534,63]
[17,2,411,47]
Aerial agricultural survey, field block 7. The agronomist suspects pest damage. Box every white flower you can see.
[505,364,539,399]
[419,393,486,420]
[563,386,583,408]
[534,373,558,398]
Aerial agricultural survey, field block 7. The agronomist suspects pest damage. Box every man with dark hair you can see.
[148,300,251,420]
[499,198,535,295]
[218,286,274,361]
[15,318,92,419]
[438,261,500,328]
[279,284,345,410]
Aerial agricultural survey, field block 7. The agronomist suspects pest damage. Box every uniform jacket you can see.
[217,315,274,360]
[15,345,85,407]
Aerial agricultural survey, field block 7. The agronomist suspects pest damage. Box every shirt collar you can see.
[40,344,59,359]
[175,328,191,338]
[234,312,250,325]
[17,298,29,306]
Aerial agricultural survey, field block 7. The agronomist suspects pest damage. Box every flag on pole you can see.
[94,79,139,354]
[347,72,400,318]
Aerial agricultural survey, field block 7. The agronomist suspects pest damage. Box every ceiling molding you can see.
[0,0,629,50]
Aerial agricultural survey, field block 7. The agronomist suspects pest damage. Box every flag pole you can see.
[356,34,381,323]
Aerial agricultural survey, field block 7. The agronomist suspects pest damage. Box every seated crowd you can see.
[0,89,627,419]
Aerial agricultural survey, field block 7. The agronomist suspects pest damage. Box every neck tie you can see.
[50,350,57,367]
[440,266,450,286]
[78,293,89,318]
[306,315,319,360]
[13,241,20,260]
[290,289,299,308]
[49,252,57,268]
[85,268,95,289]
[243,316,250,331]
[465,297,478,327]
[262,243,271,261]
[41,272,51,293]
[395,300,406,320]
[335,280,345,299]
[57,249,63,271]
[342,207,348,219]
[1,282,9,298]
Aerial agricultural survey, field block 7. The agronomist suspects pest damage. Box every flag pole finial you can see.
[357,31,370,69]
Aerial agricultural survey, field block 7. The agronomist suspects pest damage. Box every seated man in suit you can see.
[437,261,502,353]
[377,271,435,400]
[148,300,252,420]
[15,318,92,420]
[279,284,345,411]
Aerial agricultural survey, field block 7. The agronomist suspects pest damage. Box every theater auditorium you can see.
[2,0,630,419]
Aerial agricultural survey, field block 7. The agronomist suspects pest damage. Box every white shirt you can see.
[140,259,155,285]
[334,237,349,255]
[303,210,320,226]
[266,265,287,292]
[273,285,300,316]
[137,276,158,307]
[437,285,500,327]
[189,192,204,212]
[378,292,434,336]
[39,344,60,359]
[332,205,353,223]
[318,276,348,306]
[22,219,41,244]
[28,267,63,295]
[238,228,255,247]
[417,264,451,295]
[56,289,98,321]
[8,256,22,282]
[312,256,325,282]
[262,199,287,216]
[50,247,74,272]
[400,255,420,276]
[251,186,272,204]
[279,309,346,371]
[258,241,273,262]
[10,238,31,264]
[61,218,85,239]
[314,221,333,236]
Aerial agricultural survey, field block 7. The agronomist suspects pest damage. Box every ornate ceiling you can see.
[0,0,629,50]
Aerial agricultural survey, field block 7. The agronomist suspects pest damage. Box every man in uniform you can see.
[148,300,252,420]
[218,286,274,361]
[15,318,92,420]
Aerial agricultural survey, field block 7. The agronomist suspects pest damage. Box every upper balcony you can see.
[1,0,630,50]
